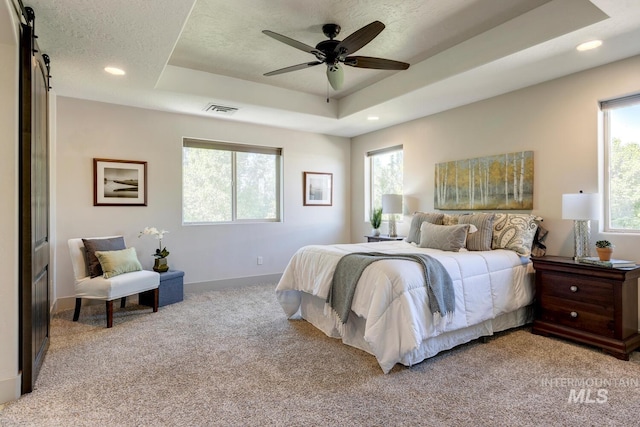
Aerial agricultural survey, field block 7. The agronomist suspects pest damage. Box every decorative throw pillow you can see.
[441,213,471,226]
[94,247,142,279]
[418,222,473,252]
[492,213,539,256]
[458,213,495,251]
[531,222,549,257]
[82,237,126,278]
[406,212,444,244]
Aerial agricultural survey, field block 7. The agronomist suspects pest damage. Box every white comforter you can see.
[275,241,534,373]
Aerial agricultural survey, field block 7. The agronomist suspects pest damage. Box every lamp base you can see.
[389,218,397,238]
[573,219,591,260]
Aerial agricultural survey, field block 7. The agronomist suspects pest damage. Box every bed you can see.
[275,212,541,373]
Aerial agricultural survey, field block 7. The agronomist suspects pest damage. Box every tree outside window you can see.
[368,146,403,219]
[603,97,640,232]
[183,139,281,224]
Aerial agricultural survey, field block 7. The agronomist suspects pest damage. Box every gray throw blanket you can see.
[326,252,455,324]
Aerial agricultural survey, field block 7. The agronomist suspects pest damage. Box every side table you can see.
[140,269,184,307]
[531,256,640,360]
[365,235,405,243]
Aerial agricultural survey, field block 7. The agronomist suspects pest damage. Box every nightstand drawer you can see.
[538,295,614,337]
[538,272,613,307]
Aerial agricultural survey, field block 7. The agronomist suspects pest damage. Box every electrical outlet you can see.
[257,256,263,265]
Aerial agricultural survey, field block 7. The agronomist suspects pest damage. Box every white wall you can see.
[352,55,640,258]
[0,0,21,404]
[54,98,350,301]
[351,54,640,325]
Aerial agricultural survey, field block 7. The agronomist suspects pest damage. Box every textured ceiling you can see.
[20,0,640,137]
[169,0,550,98]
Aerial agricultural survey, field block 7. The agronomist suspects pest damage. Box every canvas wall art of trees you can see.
[435,151,533,210]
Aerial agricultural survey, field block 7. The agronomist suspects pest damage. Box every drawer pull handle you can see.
[570,285,578,292]
[570,311,578,318]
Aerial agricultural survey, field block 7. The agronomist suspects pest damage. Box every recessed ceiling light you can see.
[576,40,602,52]
[104,66,126,75]
[367,116,380,121]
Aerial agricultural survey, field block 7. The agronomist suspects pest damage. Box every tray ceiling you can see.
[22,0,640,137]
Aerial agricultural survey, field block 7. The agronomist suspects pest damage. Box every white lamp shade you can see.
[562,193,600,220]
[382,194,403,214]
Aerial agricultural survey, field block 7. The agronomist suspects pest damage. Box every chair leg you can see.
[73,298,82,321]
[120,296,126,308]
[152,288,159,313]
[106,300,114,328]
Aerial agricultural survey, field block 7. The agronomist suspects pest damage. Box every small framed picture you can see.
[303,172,333,206]
[93,158,147,206]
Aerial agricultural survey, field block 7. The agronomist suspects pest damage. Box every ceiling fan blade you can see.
[334,21,385,56]
[264,61,322,76]
[344,56,410,70]
[326,64,344,90]
[262,30,324,58]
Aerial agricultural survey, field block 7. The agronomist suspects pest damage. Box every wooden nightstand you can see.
[531,256,640,360]
[365,235,405,242]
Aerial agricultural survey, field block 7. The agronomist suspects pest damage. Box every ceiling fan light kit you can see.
[326,64,344,90]
[262,20,410,90]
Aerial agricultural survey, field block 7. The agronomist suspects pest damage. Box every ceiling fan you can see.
[262,21,410,91]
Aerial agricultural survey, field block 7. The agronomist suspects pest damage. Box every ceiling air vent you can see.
[203,103,239,115]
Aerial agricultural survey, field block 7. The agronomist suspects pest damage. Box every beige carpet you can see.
[1,284,639,426]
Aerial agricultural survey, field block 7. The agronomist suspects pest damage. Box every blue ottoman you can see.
[139,269,184,307]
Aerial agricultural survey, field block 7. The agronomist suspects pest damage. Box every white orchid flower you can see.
[138,227,170,258]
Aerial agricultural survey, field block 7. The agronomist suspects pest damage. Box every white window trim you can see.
[182,138,283,225]
[600,94,640,233]
[365,145,403,221]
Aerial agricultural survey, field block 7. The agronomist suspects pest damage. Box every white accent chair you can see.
[68,237,160,328]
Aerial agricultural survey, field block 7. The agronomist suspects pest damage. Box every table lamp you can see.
[562,191,600,259]
[382,194,403,238]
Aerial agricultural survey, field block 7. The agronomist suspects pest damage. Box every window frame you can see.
[365,145,403,220]
[601,93,640,233]
[182,138,283,225]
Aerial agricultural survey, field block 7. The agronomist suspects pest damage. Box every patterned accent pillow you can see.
[82,237,126,278]
[418,222,472,252]
[406,212,444,244]
[458,213,495,251]
[492,213,539,256]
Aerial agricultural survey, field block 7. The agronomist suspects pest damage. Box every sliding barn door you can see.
[19,13,51,394]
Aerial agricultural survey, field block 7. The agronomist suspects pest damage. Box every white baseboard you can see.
[0,372,21,405]
[52,273,283,313]
[186,273,282,293]
[53,296,77,313]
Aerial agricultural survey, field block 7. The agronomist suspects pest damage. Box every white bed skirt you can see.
[298,292,533,370]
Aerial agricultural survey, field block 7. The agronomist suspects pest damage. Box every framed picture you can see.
[303,172,333,206]
[93,158,147,206]
[434,151,534,210]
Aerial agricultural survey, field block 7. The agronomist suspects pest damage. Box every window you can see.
[601,94,640,232]
[366,145,403,215]
[182,139,282,224]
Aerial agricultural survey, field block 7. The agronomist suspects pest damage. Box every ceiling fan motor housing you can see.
[315,39,342,64]
[322,23,341,39]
